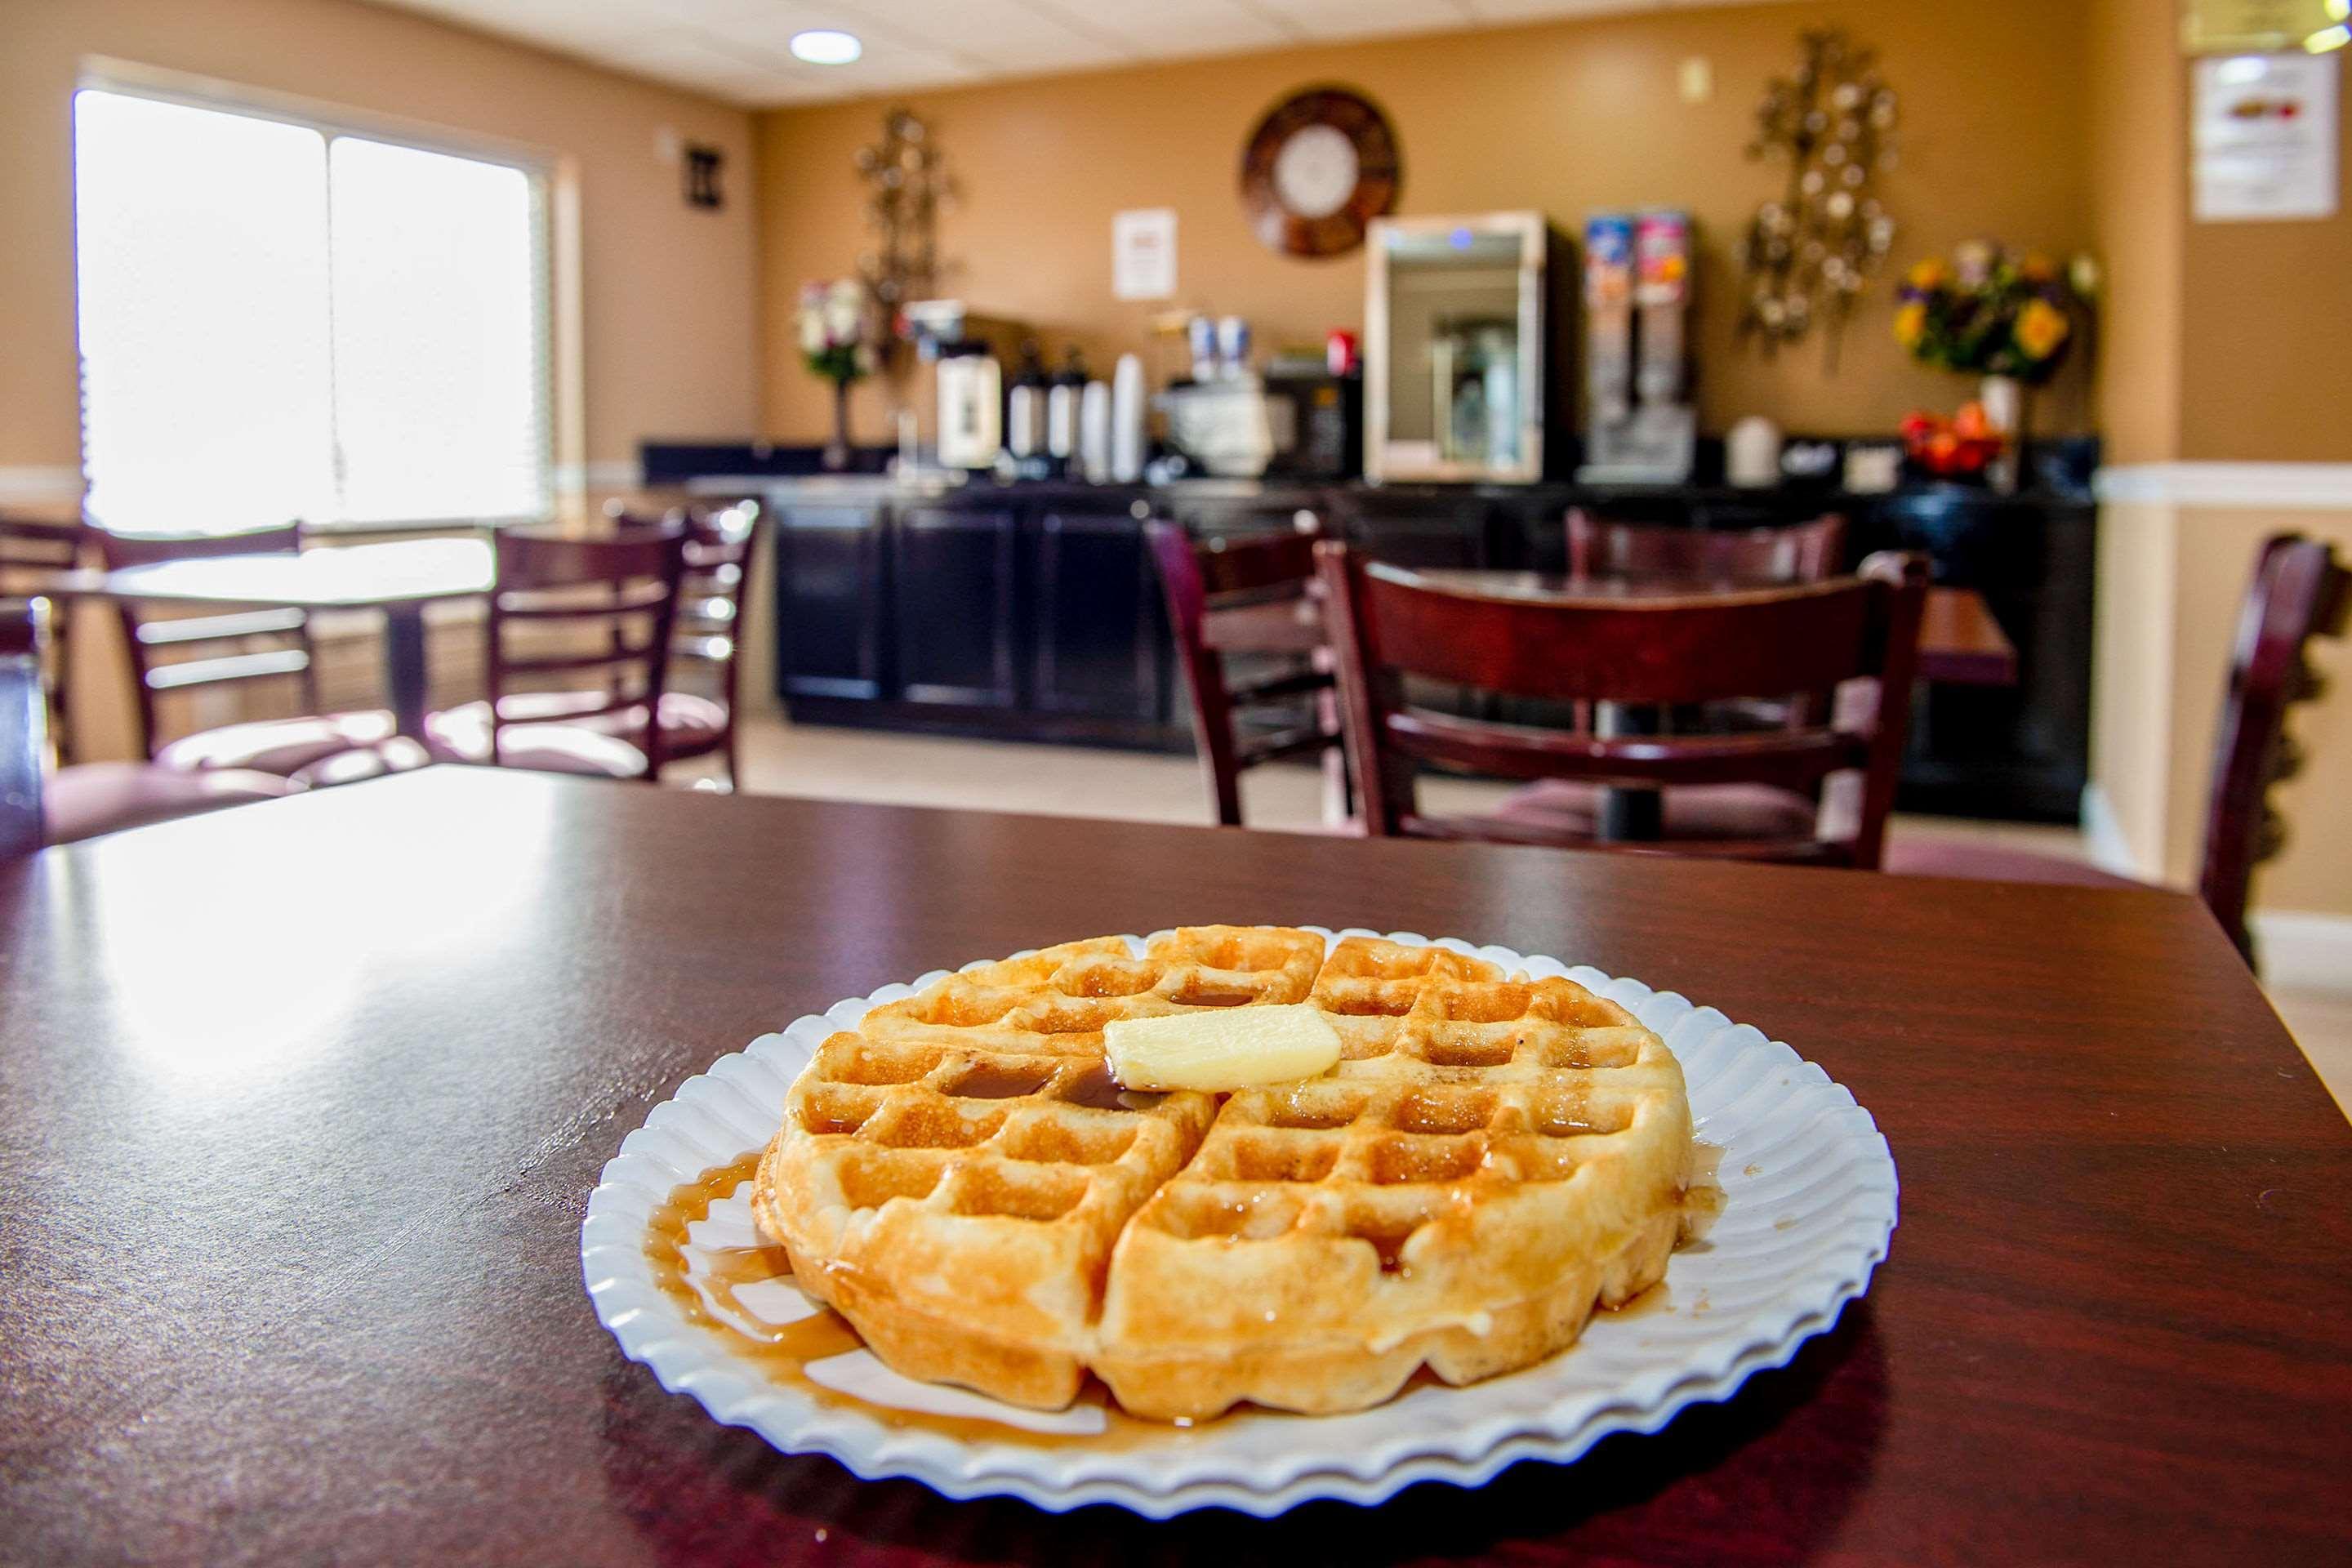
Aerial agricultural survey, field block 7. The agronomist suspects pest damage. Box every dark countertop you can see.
[694,473,2096,514]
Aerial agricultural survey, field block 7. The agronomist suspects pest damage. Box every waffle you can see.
[753,927,1692,1420]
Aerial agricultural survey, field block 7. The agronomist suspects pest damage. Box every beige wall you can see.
[2094,503,2351,912]
[2179,51,2352,463]
[754,0,2097,446]
[2163,509,2350,915]
[2080,0,2350,947]
[0,0,760,491]
[2085,0,2185,466]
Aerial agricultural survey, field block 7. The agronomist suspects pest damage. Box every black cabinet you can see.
[1334,487,1493,568]
[893,506,1020,709]
[1030,504,1167,724]
[1857,488,2096,821]
[773,504,887,702]
[754,475,2096,822]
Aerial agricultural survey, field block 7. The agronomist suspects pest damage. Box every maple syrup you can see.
[1680,1141,1726,1244]
[643,1152,1169,1451]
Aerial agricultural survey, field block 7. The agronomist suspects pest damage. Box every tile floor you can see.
[718,715,2351,1119]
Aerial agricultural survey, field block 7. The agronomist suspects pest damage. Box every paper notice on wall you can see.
[2193,53,2339,221]
[1112,208,1176,300]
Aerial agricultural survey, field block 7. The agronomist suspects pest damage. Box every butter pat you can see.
[1103,1004,1342,1092]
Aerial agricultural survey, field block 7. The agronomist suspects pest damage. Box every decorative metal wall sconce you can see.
[1735,29,1899,371]
[853,106,954,391]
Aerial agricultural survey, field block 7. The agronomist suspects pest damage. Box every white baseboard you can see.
[2095,461,2352,510]
[2252,911,2352,995]
[2079,783,2154,880]
[2083,785,2350,991]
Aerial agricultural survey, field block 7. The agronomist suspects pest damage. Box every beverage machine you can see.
[1578,210,1695,483]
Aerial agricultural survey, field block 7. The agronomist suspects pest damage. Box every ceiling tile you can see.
[1459,0,1653,21]
[1272,0,1471,43]
[1076,0,1301,57]
[362,0,1669,106]
[831,0,1131,69]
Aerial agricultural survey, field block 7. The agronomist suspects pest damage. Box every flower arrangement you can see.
[1892,242,2082,385]
[799,279,874,468]
[798,278,873,387]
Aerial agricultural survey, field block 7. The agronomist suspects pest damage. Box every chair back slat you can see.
[491,584,674,620]
[2198,534,2350,958]
[487,521,688,777]
[1147,519,1344,828]
[495,643,669,675]
[1354,561,1904,706]
[1568,510,1846,584]
[492,530,681,596]
[1317,542,1929,867]
[0,515,86,569]
[1383,707,1868,791]
[142,648,311,691]
[92,523,312,757]
[1192,530,1321,598]
[3,599,48,857]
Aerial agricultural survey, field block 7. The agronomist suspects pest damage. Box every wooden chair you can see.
[1887,533,2350,961]
[1567,509,1846,585]
[3,599,293,857]
[0,514,86,764]
[97,523,315,756]
[1316,542,1931,867]
[94,523,400,777]
[563,499,761,784]
[1558,508,1852,826]
[1146,517,1348,828]
[425,520,688,780]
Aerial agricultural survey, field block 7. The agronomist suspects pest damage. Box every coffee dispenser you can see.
[1578,209,1695,483]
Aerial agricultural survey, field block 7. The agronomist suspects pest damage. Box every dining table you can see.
[2,768,2345,1566]
[5,535,494,741]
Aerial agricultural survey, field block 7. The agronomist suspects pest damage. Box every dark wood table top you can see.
[2,536,493,609]
[2,769,2344,1566]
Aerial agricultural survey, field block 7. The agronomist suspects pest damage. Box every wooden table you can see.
[7,537,493,740]
[2,770,2345,1565]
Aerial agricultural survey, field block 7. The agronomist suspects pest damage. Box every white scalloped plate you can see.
[582,928,1896,1517]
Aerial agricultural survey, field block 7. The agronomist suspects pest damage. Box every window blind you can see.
[74,87,551,534]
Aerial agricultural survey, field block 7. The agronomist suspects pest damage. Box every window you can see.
[73,85,550,532]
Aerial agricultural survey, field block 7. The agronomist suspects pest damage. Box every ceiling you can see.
[368,0,1728,109]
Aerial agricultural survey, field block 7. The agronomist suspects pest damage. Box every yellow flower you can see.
[1893,301,1927,350]
[2016,297,2070,359]
[1905,259,1948,291]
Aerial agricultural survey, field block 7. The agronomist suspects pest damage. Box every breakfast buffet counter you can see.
[708,473,2094,822]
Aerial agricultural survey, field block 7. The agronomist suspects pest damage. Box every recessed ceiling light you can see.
[790,29,862,65]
